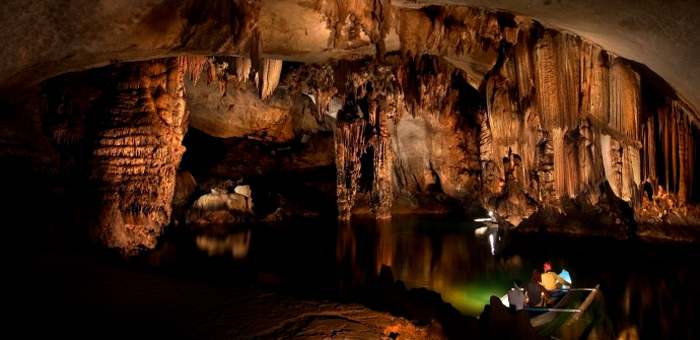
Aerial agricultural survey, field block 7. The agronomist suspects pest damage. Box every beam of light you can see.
[474,226,488,235]
[489,234,495,255]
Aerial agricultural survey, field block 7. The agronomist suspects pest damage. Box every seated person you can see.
[559,269,572,289]
[541,261,572,290]
[524,270,550,307]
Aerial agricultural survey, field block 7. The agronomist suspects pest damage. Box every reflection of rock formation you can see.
[375,219,393,276]
[195,229,252,259]
[335,219,394,297]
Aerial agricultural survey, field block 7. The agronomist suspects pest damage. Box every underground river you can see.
[4,214,697,339]
[145,214,699,339]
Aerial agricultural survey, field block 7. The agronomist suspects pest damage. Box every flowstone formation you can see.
[1,0,699,257]
[39,58,189,257]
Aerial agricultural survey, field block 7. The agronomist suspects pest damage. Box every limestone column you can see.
[371,102,393,219]
[334,115,366,220]
[90,58,188,257]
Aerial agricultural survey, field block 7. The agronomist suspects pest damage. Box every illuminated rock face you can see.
[88,59,189,257]
[38,58,189,257]
[1,0,699,254]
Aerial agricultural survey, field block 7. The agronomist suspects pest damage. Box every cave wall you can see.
[2,1,700,255]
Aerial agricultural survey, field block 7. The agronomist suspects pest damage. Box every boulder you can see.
[186,189,256,227]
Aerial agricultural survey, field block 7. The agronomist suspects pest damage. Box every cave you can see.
[2,1,700,339]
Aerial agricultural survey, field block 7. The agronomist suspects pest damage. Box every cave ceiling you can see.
[1,0,699,112]
[400,0,700,114]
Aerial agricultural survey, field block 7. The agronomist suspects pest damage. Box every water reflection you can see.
[329,216,699,339]
[335,216,520,316]
[179,216,699,339]
[195,229,251,259]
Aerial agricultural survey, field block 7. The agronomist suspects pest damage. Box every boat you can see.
[500,284,600,337]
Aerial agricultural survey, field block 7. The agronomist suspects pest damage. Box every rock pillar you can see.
[371,102,393,219]
[90,58,188,257]
[334,115,366,220]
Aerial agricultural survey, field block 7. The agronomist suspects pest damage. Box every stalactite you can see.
[536,132,555,202]
[334,117,366,220]
[478,111,499,201]
[609,59,640,140]
[606,138,624,199]
[556,33,581,129]
[179,56,254,95]
[179,56,209,84]
[644,117,657,186]
[690,125,695,199]
[513,30,534,109]
[621,146,633,202]
[551,127,566,198]
[600,134,615,196]
[565,136,579,198]
[534,32,558,131]
[484,57,535,197]
[281,63,336,121]
[671,105,678,193]
[630,145,641,194]
[662,105,670,193]
[677,104,688,203]
[372,105,393,219]
[259,59,283,100]
[589,47,610,124]
[232,57,253,85]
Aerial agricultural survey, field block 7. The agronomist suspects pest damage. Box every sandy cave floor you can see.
[1,246,438,340]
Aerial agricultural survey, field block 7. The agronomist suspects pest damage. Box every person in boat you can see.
[541,261,572,291]
[507,280,526,311]
[524,270,551,307]
[559,269,572,289]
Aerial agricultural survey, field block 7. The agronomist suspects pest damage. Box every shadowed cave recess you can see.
[1,0,699,338]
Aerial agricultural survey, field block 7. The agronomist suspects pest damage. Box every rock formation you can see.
[186,184,256,227]
[0,0,699,256]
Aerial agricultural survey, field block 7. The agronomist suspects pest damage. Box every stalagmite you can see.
[90,58,188,257]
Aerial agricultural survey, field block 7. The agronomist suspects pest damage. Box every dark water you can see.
[150,214,700,340]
